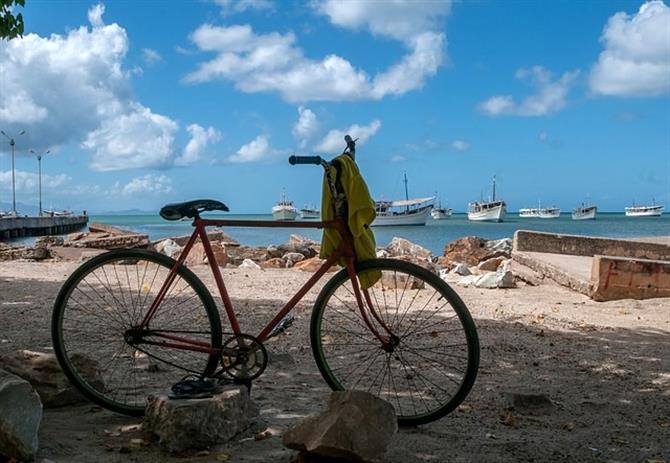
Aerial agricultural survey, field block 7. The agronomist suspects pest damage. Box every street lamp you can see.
[30,149,51,217]
[1,129,26,217]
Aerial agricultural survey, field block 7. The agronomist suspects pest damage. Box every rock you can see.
[0,246,51,261]
[0,369,42,461]
[386,237,432,261]
[474,271,515,289]
[277,236,318,259]
[207,242,228,267]
[143,386,259,453]
[442,236,511,266]
[288,234,319,247]
[451,263,471,276]
[227,246,268,266]
[457,275,478,287]
[266,245,283,259]
[261,257,286,269]
[184,242,207,266]
[282,391,397,462]
[71,233,150,250]
[239,259,261,269]
[0,350,103,408]
[283,252,306,266]
[88,222,136,236]
[380,271,425,289]
[504,392,555,415]
[67,232,85,242]
[478,256,506,272]
[32,247,50,260]
[376,249,390,258]
[157,239,181,258]
[35,236,64,248]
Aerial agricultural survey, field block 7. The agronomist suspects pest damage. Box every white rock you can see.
[386,237,432,261]
[376,249,390,258]
[238,259,261,269]
[457,275,478,286]
[451,263,472,276]
[485,238,512,254]
[474,270,515,289]
[282,252,305,264]
[160,239,181,258]
[0,369,42,461]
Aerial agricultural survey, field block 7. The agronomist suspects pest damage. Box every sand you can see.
[1,260,669,462]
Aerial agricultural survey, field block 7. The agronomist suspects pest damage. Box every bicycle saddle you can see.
[160,199,229,220]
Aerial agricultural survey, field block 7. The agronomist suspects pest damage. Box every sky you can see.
[0,0,669,214]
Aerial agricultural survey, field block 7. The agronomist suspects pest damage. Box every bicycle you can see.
[51,136,480,426]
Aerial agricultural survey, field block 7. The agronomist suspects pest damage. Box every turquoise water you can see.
[85,213,669,255]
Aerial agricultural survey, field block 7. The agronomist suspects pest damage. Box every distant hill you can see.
[93,209,156,215]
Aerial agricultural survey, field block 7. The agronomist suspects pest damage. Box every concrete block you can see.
[591,255,670,302]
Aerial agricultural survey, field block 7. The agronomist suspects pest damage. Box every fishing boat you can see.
[431,197,452,220]
[300,205,320,220]
[42,209,73,217]
[519,201,560,218]
[572,203,597,220]
[271,191,298,221]
[625,200,664,217]
[372,172,433,226]
[468,176,506,222]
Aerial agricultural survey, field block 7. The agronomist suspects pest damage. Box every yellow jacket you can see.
[320,155,380,289]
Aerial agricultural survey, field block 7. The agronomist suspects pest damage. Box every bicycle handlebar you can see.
[288,155,323,165]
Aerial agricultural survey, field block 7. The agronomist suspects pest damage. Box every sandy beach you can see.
[1,258,668,463]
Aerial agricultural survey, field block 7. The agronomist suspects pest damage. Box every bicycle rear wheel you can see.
[52,249,222,416]
[310,259,479,426]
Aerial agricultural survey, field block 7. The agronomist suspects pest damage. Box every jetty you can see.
[0,215,88,240]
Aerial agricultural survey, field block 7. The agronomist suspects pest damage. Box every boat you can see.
[42,209,73,217]
[431,197,452,220]
[519,201,560,218]
[300,205,320,220]
[625,200,664,217]
[572,203,597,220]
[271,191,298,221]
[372,172,433,226]
[468,176,506,222]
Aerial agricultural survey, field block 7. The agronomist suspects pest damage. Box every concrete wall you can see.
[591,255,670,302]
[514,230,670,261]
[0,216,88,239]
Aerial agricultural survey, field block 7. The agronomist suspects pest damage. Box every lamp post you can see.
[1,129,26,217]
[30,149,50,217]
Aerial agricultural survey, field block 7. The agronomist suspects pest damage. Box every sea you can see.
[58,212,670,255]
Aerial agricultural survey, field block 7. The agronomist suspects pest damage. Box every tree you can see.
[0,0,25,40]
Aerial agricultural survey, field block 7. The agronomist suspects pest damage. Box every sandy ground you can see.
[1,259,669,463]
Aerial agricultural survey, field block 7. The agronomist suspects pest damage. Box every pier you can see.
[0,215,88,240]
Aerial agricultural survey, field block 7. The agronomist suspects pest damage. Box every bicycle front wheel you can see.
[52,249,222,416]
[310,259,480,426]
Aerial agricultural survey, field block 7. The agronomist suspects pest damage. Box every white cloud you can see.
[292,106,318,148]
[142,48,163,65]
[478,66,579,117]
[589,1,670,97]
[0,170,71,192]
[175,124,222,166]
[391,155,406,162]
[314,120,381,153]
[84,103,178,171]
[451,140,470,151]
[215,0,274,14]
[227,135,281,163]
[0,4,187,171]
[185,1,450,102]
[117,174,173,197]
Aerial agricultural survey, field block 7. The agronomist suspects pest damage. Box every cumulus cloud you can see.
[0,4,197,172]
[175,124,222,166]
[116,174,173,197]
[451,140,470,151]
[589,1,670,97]
[478,66,579,117]
[185,1,450,102]
[0,170,71,193]
[314,120,381,153]
[292,106,318,148]
[227,135,282,163]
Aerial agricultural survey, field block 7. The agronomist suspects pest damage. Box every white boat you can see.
[431,197,452,220]
[43,209,73,217]
[468,176,506,222]
[625,202,664,217]
[519,201,560,218]
[572,204,597,220]
[272,192,298,221]
[372,172,433,226]
[300,205,320,220]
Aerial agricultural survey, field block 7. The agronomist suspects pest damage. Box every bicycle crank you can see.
[219,334,268,380]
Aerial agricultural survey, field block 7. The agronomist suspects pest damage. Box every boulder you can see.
[0,350,103,408]
[283,391,397,462]
[478,256,506,272]
[67,231,85,242]
[288,234,319,247]
[184,242,207,266]
[143,386,259,453]
[386,237,431,261]
[457,275,478,287]
[376,249,390,259]
[35,236,64,248]
[442,236,511,266]
[293,257,324,272]
[451,263,471,276]
[207,242,228,267]
[239,259,261,270]
[283,252,306,266]
[0,369,42,461]
[266,245,283,259]
[156,239,181,258]
[261,257,286,269]
[473,271,515,289]
[227,246,268,266]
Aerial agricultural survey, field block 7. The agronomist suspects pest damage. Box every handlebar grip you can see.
[289,155,323,165]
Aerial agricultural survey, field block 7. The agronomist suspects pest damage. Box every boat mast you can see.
[404,171,409,212]
[492,175,496,202]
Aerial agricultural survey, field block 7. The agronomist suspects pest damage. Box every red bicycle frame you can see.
[138,215,392,355]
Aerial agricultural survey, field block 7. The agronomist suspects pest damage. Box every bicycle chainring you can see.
[220,334,268,380]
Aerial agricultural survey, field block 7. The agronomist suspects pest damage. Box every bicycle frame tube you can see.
[139,215,390,351]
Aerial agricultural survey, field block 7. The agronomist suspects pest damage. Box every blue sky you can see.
[0,0,668,214]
